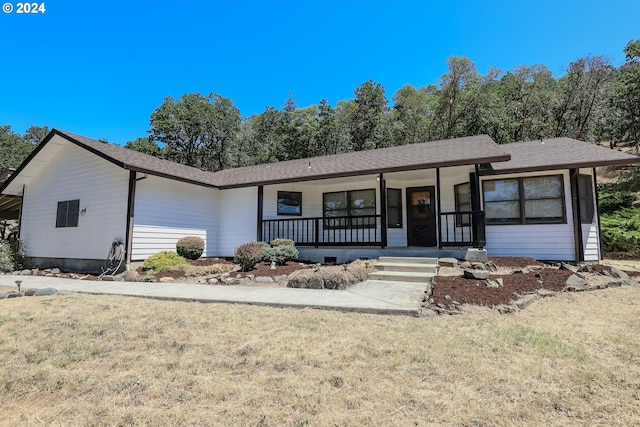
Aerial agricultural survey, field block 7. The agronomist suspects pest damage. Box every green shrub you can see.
[176,236,205,260]
[10,240,29,270]
[234,242,265,271]
[597,187,636,214]
[253,241,272,260]
[142,251,188,273]
[0,242,14,271]
[601,207,640,257]
[271,238,295,247]
[265,245,299,265]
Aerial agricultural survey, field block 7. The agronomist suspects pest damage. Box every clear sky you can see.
[1,0,638,144]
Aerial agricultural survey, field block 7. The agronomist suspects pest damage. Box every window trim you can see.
[323,188,376,229]
[386,188,403,229]
[277,191,302,216]
[483,175,566,225]
[56,199,80,228]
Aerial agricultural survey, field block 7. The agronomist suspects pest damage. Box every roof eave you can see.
[219,154,511,189]
[481,158,640,176]
[125,166,221,189]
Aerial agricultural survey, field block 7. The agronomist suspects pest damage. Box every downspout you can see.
[379,173,387,248]
[569,168,584,263]
[593,167,603,260]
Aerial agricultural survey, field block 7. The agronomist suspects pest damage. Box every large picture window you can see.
[323,189,376,228]
[483,175,565,225]
[56,199,80,228]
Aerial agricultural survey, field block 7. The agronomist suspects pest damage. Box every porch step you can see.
[368,271,436,283]
[369,256,439,283]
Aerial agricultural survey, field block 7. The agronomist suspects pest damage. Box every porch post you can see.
[593,167,603,260]
[570,169,584,262]
[257,185,264,242]
[436,168,442,249]
[469,165,484,248]
[125,171,136,266]
[379,173,387,248]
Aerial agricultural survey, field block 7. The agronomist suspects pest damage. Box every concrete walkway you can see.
[1,275,428,316]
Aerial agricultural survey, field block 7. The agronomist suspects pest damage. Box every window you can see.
[483,175,565,224]
[454,182,471,226]
[56,199,80,228]
[578,174,595,223]
[323,189,376,228]
[277,191,302,215]
[386,188,402,228]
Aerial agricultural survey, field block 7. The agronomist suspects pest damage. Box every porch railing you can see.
[439,210,486,248]
[261,215,383,247]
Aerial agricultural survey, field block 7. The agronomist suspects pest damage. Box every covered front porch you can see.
[255,165,487,263]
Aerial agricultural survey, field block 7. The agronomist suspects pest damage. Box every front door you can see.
[406,186,437,247]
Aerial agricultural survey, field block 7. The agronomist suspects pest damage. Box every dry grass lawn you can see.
[1,284,639,426]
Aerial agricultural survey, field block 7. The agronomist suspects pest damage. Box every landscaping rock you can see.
[34,287,57,296]
[24,288,37,296]
[609,267,628,280]
[470,262,486,270]
[515,294,539,310]
[459,261,472,269]
[463,269,490,280]
[7,291,23,298]
[49,268,61,275]
[565,274,588,287]
[124,271,140,282]
[0,292,7,299]
[207,278,219,285]
[20,269,33,276]
[496,304,517,314]
[537,289,556,298]
[438,258,458,268]
[255,276,274,283]
[159,277,175,283]
[559,262,578,273]
[484,261,498,272]
[273,275,288,282]
[142,275,156,282]
[245,274,255,280]
[511,268,531,274]
[483,278,503,288]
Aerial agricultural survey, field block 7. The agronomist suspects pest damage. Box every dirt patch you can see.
[432,269,573,307]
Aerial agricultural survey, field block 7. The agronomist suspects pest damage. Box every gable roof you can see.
[484,137,640,175]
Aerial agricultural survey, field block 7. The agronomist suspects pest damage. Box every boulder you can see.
[0,292,7,299]
[438,258,458,268]
[49,268,61,275]
[34,287,57,296]
[273,275,288,282]
[159,277,175,283]
[255,276,273,283]
[483,278,503,288]
[207,277,219,285]
[20,269,33,276]
[123,271,140,282]
[484,261,498,272]
[459,261,472,269]
[24,288,37,296]
[470,262,486,271]
[515,294,540,310]
[7,291,23,298]
[609,267,629,280]
[559,262,578,273]
[463,269,490,280]
[565,274,587,287]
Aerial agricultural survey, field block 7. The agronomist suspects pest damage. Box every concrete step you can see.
[368,271,436,283]
[378,256,438,265]
[375,262,438,274]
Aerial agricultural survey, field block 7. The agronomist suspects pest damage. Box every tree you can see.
[23,125,50,144]
[149,93,241,171]
[554,56,614,141]
[348,80,389,151]
[611,40,640,150]
[0,126,35,171]
[125,136,161,156]
[391,84,438,145]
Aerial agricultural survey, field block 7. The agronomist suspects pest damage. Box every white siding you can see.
[20,140,129,260]
[483,171,575,260]
[580,169,601,261]
[132,176,217,260]
[217,187,258,256]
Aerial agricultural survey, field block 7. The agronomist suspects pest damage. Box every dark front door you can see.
[406,186,437,247]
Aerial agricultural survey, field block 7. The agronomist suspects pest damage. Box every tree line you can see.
[2,39,639,175]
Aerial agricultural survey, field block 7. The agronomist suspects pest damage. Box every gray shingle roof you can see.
[486,137,640,174]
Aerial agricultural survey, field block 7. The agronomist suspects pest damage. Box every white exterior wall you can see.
[217,187,258,256]
[20,142,129,260]
[132,176,218,260]
[482,171,576,260]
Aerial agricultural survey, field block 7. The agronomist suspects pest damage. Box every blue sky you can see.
[1,0,638,144]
